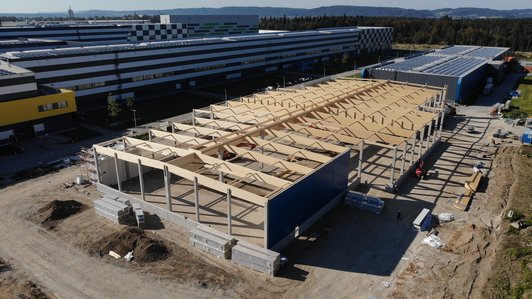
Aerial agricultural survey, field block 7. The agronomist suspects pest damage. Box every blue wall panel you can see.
[266,151,350,248]
[457,64,487,104]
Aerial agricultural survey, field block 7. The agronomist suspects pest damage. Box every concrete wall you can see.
[98,156,151,186]
[266,150,350,249]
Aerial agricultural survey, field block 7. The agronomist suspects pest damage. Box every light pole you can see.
[283,76,286,88]
[224,89,228,103]
[131,109,137,128]
[323,67,326,78]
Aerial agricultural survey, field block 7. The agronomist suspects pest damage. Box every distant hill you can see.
[1,5,531,19]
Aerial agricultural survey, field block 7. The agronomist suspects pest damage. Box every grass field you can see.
[513,75,532,117]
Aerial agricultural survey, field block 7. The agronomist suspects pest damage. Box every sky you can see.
[3,0,531,13]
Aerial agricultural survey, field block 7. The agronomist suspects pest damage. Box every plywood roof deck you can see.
[95,78,444,205]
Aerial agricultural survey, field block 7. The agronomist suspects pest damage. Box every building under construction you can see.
[90,78,445,251]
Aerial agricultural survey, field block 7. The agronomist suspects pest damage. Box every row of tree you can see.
[260,16,532,52]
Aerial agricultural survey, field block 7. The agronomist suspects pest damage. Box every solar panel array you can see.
[377,45,509,77]
[377,55,443,72]
[422,57,486,76]
[431,46,478,56]
[465,47,508,59]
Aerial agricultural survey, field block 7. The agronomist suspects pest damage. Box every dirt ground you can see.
[0,102,530,297]
[0,257,54,299]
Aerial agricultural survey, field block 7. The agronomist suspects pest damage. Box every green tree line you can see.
[260,16,532,52]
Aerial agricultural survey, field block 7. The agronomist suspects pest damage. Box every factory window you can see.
[65,82,105,91]
[194,64,226,72]
[306,49,322,55]
[282,53,296,58]
[132,71,175,82]
[242,58,265,65]
[38,101,68,112]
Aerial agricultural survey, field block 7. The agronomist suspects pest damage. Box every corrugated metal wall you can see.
[266,151,350,249]
[457,65,487,104]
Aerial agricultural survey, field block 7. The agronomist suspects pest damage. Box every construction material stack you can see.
[94,195,130,224]
[345,191,384,214]
[189,224,235,259]
[231,240,280,276]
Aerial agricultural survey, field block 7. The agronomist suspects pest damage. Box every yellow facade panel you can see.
[0,89,77,127]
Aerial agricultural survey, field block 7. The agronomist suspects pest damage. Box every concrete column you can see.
[439,109,445,138]
[389,146,397,186]
[226,188,232,235]
[426,120,433,149]
[400,142,407,176]
[192,110,196,126]
[171,124,175,134]
[431,119,437,147]
[93,147,101,184]
[193,177,200,222]
[137,159,145,202]
[217,148,224,182]
[148,131,152,142]
[164,166,172,211]
[417,127,425,160]
[113,153,122,192]
[410,133,417,165]
[357,140,365,179]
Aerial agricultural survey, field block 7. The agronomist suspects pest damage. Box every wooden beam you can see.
[193,117,252,131]
[149,129,209,147]
[94,144,267,206]
[172,122,232,138]
[244,136,331,163]
[195,153,291,189]
[224,144,314,175]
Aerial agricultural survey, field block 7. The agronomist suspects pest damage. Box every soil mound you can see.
[90,228,170,262]
[0,257,11,272]
[32,200,84,229]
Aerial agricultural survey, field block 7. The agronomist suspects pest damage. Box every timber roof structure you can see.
[94,78,445,206]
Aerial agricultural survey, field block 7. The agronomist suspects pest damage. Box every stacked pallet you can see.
[231,240,280,276]
[94,195,131,224]
[344,191,384,214]
[189,225,234,259]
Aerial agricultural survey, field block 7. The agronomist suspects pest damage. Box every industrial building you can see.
[367,45,510,103]
[160,15,259,38]
[0,15,259,44]
[0,61,77,143]
[1,27,393,110]
[0,24,134,42]
[91,78,445,251]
